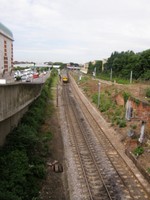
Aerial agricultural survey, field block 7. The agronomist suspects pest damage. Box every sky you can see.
[0,0,150,64]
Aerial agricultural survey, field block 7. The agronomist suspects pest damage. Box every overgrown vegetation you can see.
[133,146,144,156]
[147,167,150,174]
[123,91,130,104]
[91,90,126,127]
[0,69,58,200]
[87,49,150,82]
[146,88,150,98]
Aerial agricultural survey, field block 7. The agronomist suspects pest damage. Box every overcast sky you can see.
[0,0,150,63]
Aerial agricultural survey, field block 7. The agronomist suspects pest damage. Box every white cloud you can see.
[1,0,150,63]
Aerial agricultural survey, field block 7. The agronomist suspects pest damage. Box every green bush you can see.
[0,75,55,200]
[92,92,112,112]
[92,92,98,104]
[123,91,130,103]
[130,124,137,129]
[118,119,126,128]
[146,88,150,98]
[15,76,21,81]
[133,146,144,156]
[147,168,150,173]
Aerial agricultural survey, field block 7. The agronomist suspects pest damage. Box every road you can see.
[2,71,50,84]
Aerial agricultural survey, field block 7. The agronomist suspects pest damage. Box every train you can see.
[61,70,69,83]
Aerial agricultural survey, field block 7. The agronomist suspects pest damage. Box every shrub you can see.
[118,119,126,128]
[146,88,150,98]
[147,168,150,174]
[123,91,130,103]
[130,124,137,129]
[92,92,113,112]
[133,146,144,156]
[92,93,98,104]
[15,76,21,81]
[0,75,55,200]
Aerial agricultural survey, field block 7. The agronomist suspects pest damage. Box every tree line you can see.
[88,49,150,80]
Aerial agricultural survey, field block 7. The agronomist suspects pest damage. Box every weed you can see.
[145,88,150,98]
[147,168,150,174]
[130,124,137,129]
[133,146,144,156]
[123,91,130,103]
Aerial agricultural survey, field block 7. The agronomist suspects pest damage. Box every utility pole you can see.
[98,81,101,108]
[110,68,112,81]
[130,71,132,84]
[56,83,58,107]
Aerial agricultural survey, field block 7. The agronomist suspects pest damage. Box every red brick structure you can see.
[115,93,150,129]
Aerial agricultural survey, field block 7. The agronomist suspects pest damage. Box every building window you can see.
[4,40,8,70]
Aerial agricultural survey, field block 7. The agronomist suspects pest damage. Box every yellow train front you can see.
[62,72,69,83]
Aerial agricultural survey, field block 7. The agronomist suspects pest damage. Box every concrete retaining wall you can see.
[0,83,43,145]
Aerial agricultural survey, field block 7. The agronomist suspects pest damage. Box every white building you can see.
[80,63,89,74]
[0,22,14,75]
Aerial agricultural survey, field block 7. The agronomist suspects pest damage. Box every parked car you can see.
[21,75,31,82]
[33,73,39,79]
[14,70,23,79]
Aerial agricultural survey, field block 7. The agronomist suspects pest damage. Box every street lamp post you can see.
[110,68,112,81]
[98,81,101,108]
[130,71,132,84]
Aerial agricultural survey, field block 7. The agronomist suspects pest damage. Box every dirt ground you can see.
[39,99,68,200]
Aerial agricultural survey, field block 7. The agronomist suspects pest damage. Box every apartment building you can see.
[0,22,14,75]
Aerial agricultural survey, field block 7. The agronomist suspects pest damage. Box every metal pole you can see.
[98,81,101,108]
[56,83,58,107]
[130,71,132,84]
[110,68,112,81]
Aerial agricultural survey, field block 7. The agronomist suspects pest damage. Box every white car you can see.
[21,75,31,82]
[14,70,23,78]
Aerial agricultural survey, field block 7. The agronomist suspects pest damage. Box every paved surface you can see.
[0,71,50,84]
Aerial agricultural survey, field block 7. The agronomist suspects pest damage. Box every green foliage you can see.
[42,131,52,142]
[146,88,150,98]
[79,75,90,84]
[104,49,150,80]
[91,90,126,128]
[6,124,38,151]
[0,150,30,200]
[133,98,140,105]
[92,92,113,112]
[147,168,150,174]
[130,124,137,129]
[92,92,98,104]
[133,146,144,156]
[123,91,130,103]
[117,119,126,128]
[15,76,21,81]
[51,68,58,77]
[0,76,54,200]
[88,61,102,75]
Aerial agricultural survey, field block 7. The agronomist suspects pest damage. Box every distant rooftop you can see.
[0,22,14,40]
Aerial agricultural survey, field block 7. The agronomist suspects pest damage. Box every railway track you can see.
[69,75,150,200]
[62,83,137,199]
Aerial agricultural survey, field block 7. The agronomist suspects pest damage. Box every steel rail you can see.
[62,85,94,199]
[62,84,113,199]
